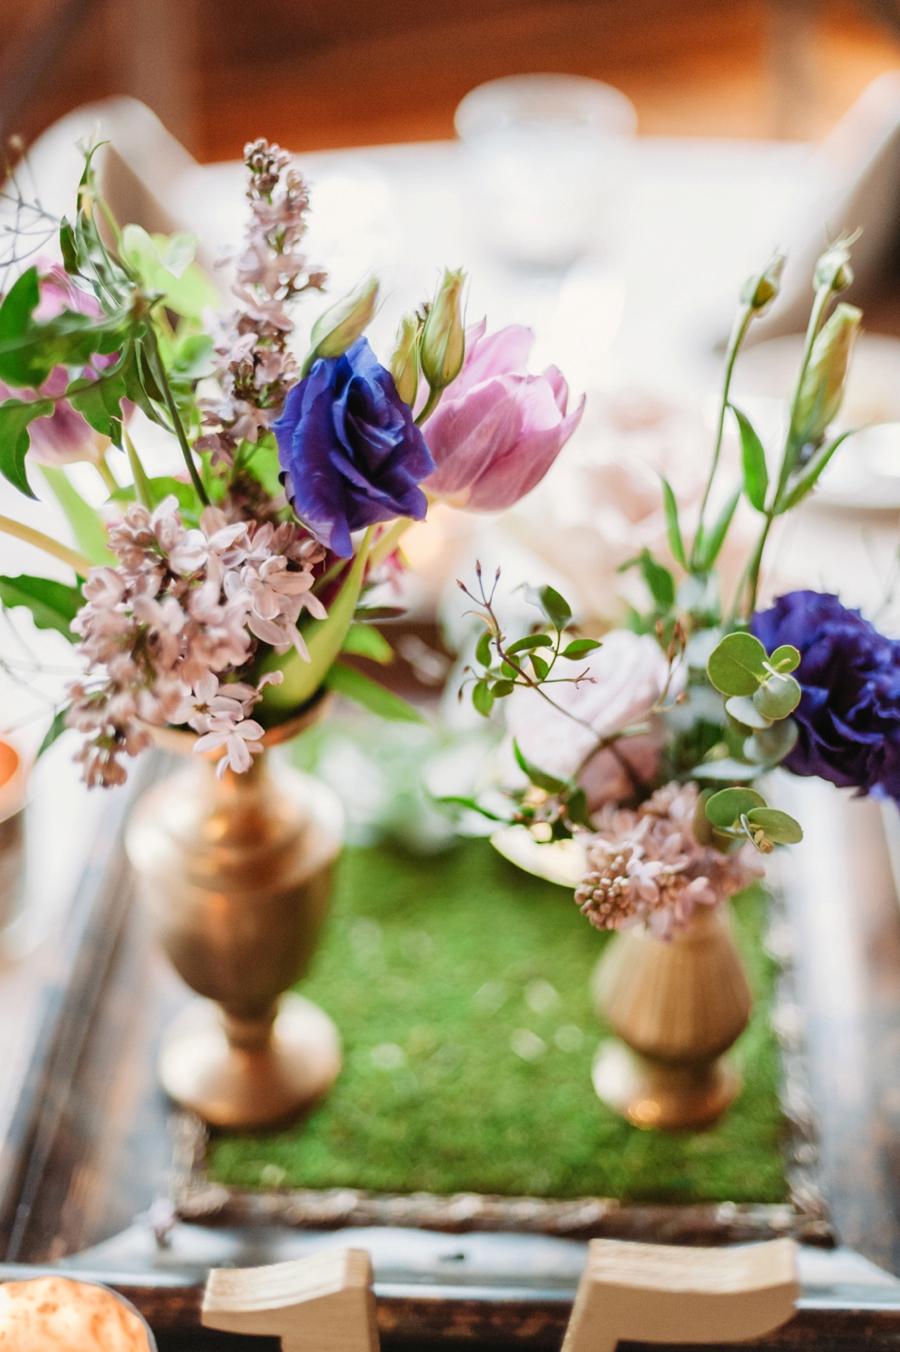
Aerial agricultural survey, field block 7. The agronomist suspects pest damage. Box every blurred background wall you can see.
[3,0,900,160]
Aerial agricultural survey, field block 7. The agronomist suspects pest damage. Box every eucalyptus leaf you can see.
[707,631,768,695]
[745,807,803,844]
[744,717,798,765]
[752,672,801,720]
[770,644,801,673]
[705,786,766,827]
[725,694,771,730]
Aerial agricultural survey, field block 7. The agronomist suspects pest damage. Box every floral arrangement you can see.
[0,139,583,784]
[453,239,890,937]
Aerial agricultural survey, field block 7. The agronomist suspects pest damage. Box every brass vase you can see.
[125,699,344,1130]
[591,903,752,1131]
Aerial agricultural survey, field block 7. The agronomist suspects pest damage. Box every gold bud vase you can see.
[591,903,752,1131]
[126,700,344,1130]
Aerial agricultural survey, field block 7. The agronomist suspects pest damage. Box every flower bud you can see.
[791,301,862,448]
[741,253,785,313]
[813,241,854,296]
[390,313,420,407]
[305,278,379,370]
[420,268,465,391]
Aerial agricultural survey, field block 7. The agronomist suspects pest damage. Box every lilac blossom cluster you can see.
[574,782,762,938]
[197,140,327,467]
[66,496,325,787]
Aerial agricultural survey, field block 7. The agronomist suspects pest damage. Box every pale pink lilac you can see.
[422,319,584,511]
[196,140,327,467]
[66,496,325,787]
[574,781,763,938]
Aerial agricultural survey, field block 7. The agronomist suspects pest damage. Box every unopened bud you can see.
[791,301,862,448]
[420,268,465,391]
[305,277,379,371]
[813,241,854,296]
[741,253,786,313]
[390,313,420,407]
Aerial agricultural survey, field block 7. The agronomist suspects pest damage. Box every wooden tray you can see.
[3,758,900,1349]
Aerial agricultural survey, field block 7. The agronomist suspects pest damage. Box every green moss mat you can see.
[208,840,787,1204]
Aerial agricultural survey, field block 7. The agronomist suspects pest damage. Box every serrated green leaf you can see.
[753,672,801,720]
[659,474,687,569]
[770,644,801,673]
[745,807,803,844]
[40,465,115,565]
[512,739,568,794]
[732,404,769,512]
[472,679,495,717]
[0,574,82,639]
[341,622,393,664]
[324,660,424,722]
[0,397,53,498]
[475,629,493,667]
[562,638,601,659]
[524,583,572,632]
[725,694,771,729]
[707,631,768,695]
[0,268,40,384]
[705,786,766,826]
[506,633,554,655]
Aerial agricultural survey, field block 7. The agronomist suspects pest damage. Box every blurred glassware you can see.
[0,740,26,945]
[455,74,637,268]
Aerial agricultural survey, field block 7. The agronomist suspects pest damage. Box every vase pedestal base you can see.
[592,1039,741,1132]
[159,993,341,1130]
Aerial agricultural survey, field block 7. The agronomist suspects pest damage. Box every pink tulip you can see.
[421,319,584,511]
[0,261,118,467]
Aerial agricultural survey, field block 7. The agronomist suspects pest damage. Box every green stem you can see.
[97,455,118,496]
[0,515,92,576]
[692,303,753,569]
[144,333,210,506]
[775,283,833,505]
[369,517,415,567]
[124,428,153,509]
[414,384,443,426]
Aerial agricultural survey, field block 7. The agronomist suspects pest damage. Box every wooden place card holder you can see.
[562,1237,799,1352]
[202,1237,798,1352]
[202,1247,379,1352]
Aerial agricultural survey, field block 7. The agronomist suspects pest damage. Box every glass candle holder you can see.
[455,73,637,268]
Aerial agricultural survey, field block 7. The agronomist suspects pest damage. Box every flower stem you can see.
[369,517,415,567]
[414,385,443,426]
[0,516,92,576]
[692,302,753,569]
[143,332,210,506]
[124,429,153,509]
[97,455,119,496]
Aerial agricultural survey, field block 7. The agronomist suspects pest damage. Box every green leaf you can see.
[562,638,601,659]
[435,795,511,823]
[634,549,675,609]
[745,807,803,844]
[770,644,800,673]
[659,474,687,568]
[0,397,53,498]
[59,219,78,274]
[705,786,766,827]
[38,706,70,757]
[506,633,554,655]
[0,574,82,639]
[0,268,40,385]
[67,366,128,444]
[531,654,550,680]
[707,631,768,696]
[565,786,592,828]
[341,622,393,665]
[120,226,218,320]
[491,679,515,698]
[475,629,493,667]
[111,474,201,518]
[240,434,283,500]
[524,584,572,632]
[513,740,568,794]
[732,404,768,512]
[744,717,798,765]
[472,679,495,717]
[753,672,801,720]
[778,428,856,512]
[695,486,741,572]
[725,694,771,730]
[323,661,424,723]
[40,465,115,566]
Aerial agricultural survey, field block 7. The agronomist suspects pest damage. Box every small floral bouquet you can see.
[0,140,583,784]
[454,238,895,937]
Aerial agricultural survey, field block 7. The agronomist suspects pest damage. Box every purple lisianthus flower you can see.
[274,338,434,557]
[751,591,900,801]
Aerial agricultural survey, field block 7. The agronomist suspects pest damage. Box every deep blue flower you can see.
[751,591,900,801]
[274,338,435,558]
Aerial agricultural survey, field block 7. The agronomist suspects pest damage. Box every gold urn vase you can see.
[591,903,752,1131]
[125,700,344,1130]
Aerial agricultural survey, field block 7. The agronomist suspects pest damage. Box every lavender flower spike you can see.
[421,319,584,512]
[274,338,434,558]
